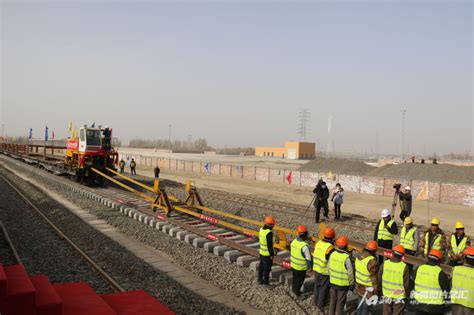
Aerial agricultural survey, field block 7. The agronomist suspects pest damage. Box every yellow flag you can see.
[72,127,77,139]
[416,181,429,201]
[68,121,73,132]
[327,171,333,180]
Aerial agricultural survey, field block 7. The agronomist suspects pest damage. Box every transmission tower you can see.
[298,109,310,141]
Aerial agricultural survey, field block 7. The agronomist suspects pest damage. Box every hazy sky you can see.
[1,0,472,154]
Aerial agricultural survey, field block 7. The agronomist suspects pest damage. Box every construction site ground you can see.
[134,165,473,232]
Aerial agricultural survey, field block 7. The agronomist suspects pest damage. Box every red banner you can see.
[66,139,79,150]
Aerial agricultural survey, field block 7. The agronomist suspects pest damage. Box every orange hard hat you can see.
[392,245,405,255]
[296,225,308,234]
[366,240,378,252]
[428,249,443,261]
[324,227,335,239]
[264,215,276,226]
[336,235,349,247]
[464,247,474,258]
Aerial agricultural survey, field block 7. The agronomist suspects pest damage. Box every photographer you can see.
[399,186,412,219]
[313,180,329,223]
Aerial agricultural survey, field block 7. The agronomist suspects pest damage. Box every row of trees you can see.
[128,138,212,152]
[127,138,255,156]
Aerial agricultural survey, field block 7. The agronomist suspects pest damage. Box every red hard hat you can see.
[336,235,348,247]
[264,215,276,226]
[428,249,443,261]
[393,245,405,255]
[464,247,474,257]
[324,227,335,239]
[296,225,308,234]
[366,240,378,252]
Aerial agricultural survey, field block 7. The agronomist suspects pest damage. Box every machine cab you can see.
[79,126,102,152]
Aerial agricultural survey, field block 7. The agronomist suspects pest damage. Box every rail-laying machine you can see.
[0,125,118,183]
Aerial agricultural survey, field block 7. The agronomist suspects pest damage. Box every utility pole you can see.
[168,124,172,153]
[1,123,4,139]
[375,129,379,159]
[400,109,406,161]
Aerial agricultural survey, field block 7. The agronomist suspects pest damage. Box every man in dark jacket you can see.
[313,180,330,223]
[154,165,161,179]
[399,186,412,219]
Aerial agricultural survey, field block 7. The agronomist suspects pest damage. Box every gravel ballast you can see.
[0,156,319,313]
[0,159,239,314]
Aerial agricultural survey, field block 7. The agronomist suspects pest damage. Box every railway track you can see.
[0,150,453,284]
[0,173,125,294]
[0,221,22,265]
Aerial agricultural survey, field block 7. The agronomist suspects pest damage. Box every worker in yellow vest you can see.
[290,225,312,299]
[312,227,336,311]
[399,216,419,256]
[258,215,276,288]
[355,240,379,315]
[448,221,471,266]
[451,247,474,315]
[420,218,446,259]
[328,235,354,315]
[374,209,398,264]
[413,249,450,315]
[379,245,410,315]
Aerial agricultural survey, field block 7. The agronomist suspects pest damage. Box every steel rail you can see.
[0,221,22,264]
[0,174,126,293]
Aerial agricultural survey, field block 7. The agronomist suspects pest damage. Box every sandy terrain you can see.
[133,165,473,233]
[118,147,307,170]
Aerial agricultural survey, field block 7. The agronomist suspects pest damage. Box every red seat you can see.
[0,264,36,315]
[30,275,62,315]
[53,282,116,315]
[0,265,6,300]
[101,290,175,315]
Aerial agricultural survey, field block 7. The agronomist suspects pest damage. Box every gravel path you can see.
[0,160,239,314]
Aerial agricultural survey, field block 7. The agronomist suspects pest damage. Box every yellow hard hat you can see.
[455,221,464,229]
[431,218,440,225]
[404,217,413,225]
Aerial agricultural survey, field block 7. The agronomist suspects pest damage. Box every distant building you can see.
[255,141,316,160]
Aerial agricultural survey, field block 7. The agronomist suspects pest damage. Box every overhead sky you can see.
[1,1,472,155]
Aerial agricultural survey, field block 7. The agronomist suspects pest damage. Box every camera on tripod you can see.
[393,183,402,191]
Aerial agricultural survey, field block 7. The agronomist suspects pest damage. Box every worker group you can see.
[258,210,472,315]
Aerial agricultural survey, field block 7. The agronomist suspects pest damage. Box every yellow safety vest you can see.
[414,264,444,305]
[329,251,350,286]
[378,219,395,241]
[259,227,271,256]
[451,265,474,309]
[355,255,375,287]
[382,260,406,299]
[313,240,333,275]
[424,232,442,256]
[451,235,468,255]
[400,226,417,251]
[291,239,309,271]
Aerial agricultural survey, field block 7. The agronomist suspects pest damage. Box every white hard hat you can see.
[381,209,390,218]
[405,186,410,190]
[105,125,109,129]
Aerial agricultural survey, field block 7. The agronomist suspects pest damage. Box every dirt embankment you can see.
[299,158,474,184]
[298,157,376,175]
